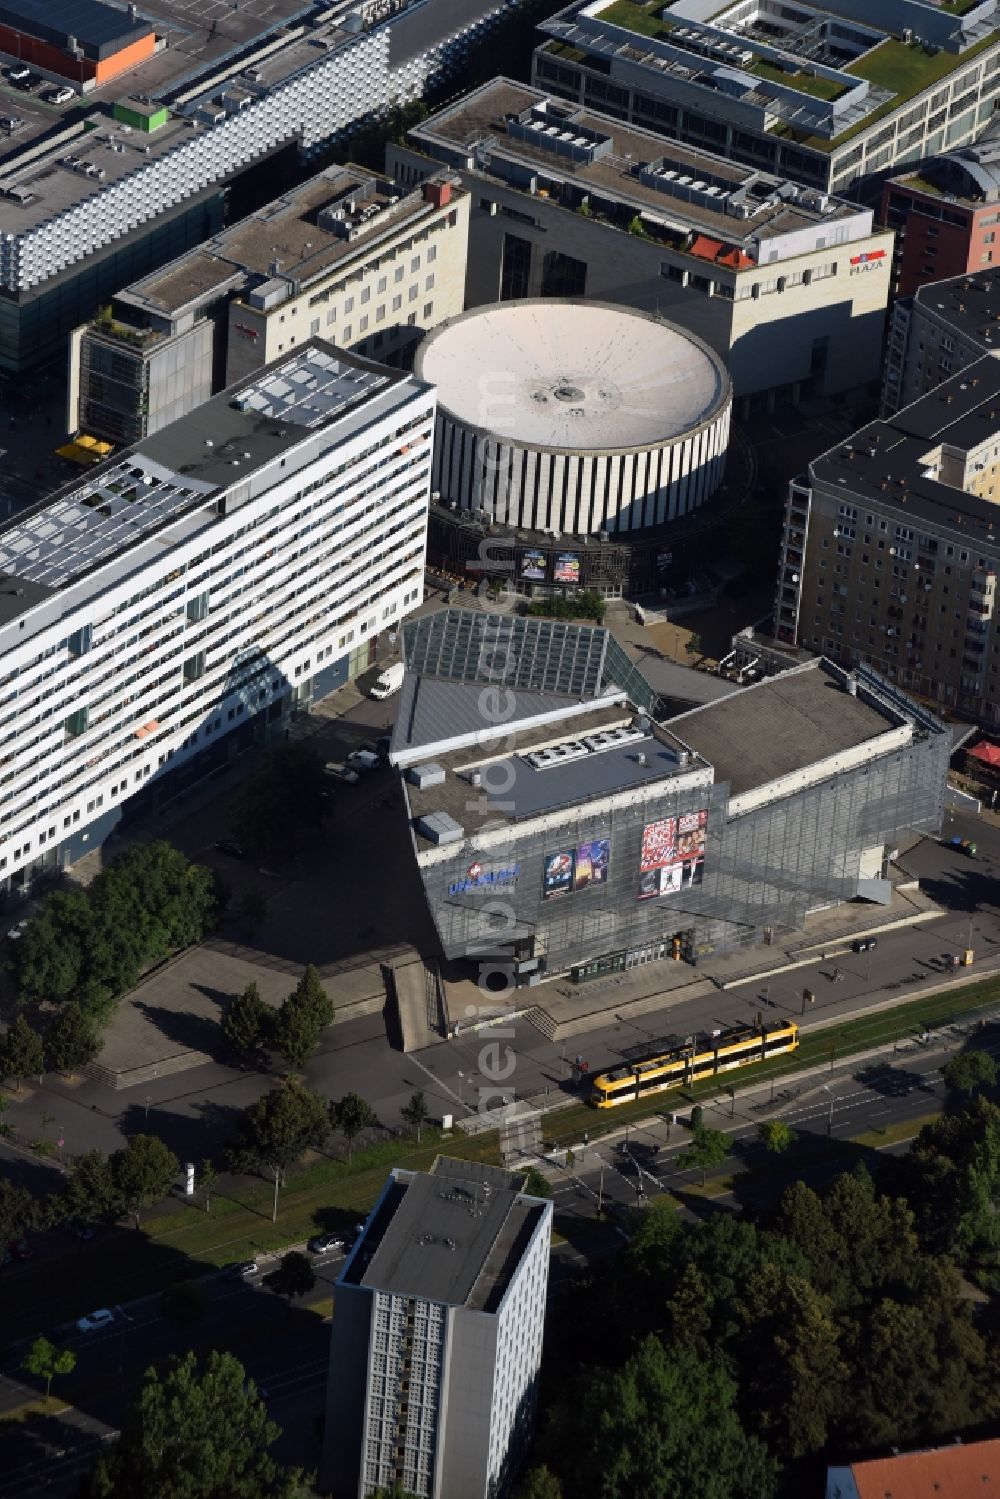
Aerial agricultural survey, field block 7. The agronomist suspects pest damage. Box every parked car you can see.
[42,85,74,105]
[324,761,359,784]
[346,749,379,773]
[5,66,30,83]
[213,837,246,859]
[307,1233,345,1255]
[224,1259,259,1280]
[77,1308,115,1333]
[12,72,40,92]
[852,937,878,954]
[0,115,24,132]
[369,662,405,700]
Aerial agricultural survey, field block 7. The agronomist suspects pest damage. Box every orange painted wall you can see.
[93,32,156,84]
[0,24,154,83]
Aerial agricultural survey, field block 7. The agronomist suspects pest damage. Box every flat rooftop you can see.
[0,340,401,610]
[411,79,867,254]
[0,0,310,183]
[811,355,1000,545]
[912,267,1000,346]
[347,1159,545,1309]
[114,167,460,321]
[402,695,708,844]
[668,660,902,797]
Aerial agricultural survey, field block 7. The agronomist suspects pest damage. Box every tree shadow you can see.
[116,1097,246,1165]
[131,1000,225,1062]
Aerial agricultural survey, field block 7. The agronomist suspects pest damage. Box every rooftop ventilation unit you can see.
[525,739,591,770]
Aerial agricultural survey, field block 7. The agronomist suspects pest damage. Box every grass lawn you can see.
[595,0,671,38]
[0,1129,501,1347]
[0,1397,70,1424]
[542,974,1000,1148]
[751,58,846,100]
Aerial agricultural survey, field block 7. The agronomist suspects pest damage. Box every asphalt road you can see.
[546,1021,999,1225]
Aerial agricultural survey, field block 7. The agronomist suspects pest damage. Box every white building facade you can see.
[0,340,434,898]
[324,1161,552,1499]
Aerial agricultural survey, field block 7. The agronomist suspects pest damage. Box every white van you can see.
[370,662,404,700]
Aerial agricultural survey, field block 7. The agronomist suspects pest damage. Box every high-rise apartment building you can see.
[531,0,1000,197]
[0,339,434,899]
[882,266,1000,416]
[323,1158,552,1499]
[775,354,1000,722]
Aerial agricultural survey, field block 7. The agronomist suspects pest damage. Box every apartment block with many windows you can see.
[881,129,1000,301]
[882,265,1000,416]
[323,1158,552,1499]
[0,339,434,899]
[775,355,1000,722]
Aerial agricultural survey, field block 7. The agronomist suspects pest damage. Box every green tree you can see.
[110,1135,179,1229]
[679,1126,730,1186]
[197,1159,217,1215]
[0,1179,39,1258]
[227,1079,330,1221]
[22,1336,76,1400]
[519,1166,553,1200]
[516,1467,564,1499]
[272,996,320,1073]
[331,1092,378,1164]
[229,743,330,861]
[84,1349,308,1499]
[60,1148,120,1228]
[740,1266,848,1460]
[684,632,703,661]
[44,1002,101,1075]
[289,965,333,1032]
[552,1337,775,1499]
[758,1119,796,1154]
[942,1050,998,1097]
[263,1251,315,1316]
[901,1096,1000,1262]
[13,889,92,1003]
[401,1090,430,1143]
[0,1014,44,1090]
[158,1280,209,1331]
[221,982,271,1059]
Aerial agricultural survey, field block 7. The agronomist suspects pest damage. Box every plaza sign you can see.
[449,861,521,895]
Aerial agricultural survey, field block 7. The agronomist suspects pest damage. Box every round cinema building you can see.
[415,299,732,539]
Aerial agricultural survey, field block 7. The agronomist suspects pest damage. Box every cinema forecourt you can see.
[391,609,949,985]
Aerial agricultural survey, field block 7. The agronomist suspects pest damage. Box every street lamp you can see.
[144,1094,152,1122]
[457,1071,465,1109]
[822,1083,834,1136]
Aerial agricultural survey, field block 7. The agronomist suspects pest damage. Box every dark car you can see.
[852,937,878,954]
[224,1259,259,1280]
[307,1233,345,1255]
[12,72,40,92]
[213,837,246,859]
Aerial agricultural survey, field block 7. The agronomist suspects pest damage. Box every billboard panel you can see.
[554,552,581,585]
[638,810,707,899]
[542,848,575,899]
[521,548,546,581]
[574,838,610,891]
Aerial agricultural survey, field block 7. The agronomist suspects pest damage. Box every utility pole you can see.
[597,1161,604,1218]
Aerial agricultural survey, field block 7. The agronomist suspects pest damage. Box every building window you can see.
[65,706,89,738]
[183,652,206,685]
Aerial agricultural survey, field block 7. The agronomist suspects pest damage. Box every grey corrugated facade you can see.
[416,688,949,973]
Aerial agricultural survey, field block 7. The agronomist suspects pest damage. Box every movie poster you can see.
[638,810,707,898]
[554,553,581,585]
[574,838,610,890]
[521,549,546,581]
[542,848,575,899]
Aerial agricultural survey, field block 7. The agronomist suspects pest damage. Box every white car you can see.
[77,1307,114,1333]
[43,85,75,105]
[346,749,379,773]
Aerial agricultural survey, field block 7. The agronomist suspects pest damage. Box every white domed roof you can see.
[416,300,729,453]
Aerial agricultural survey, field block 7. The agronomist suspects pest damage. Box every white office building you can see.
[323,1158,552,1499]
[0,339,434,899]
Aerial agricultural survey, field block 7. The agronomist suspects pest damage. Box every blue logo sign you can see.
[449,861,521,896]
